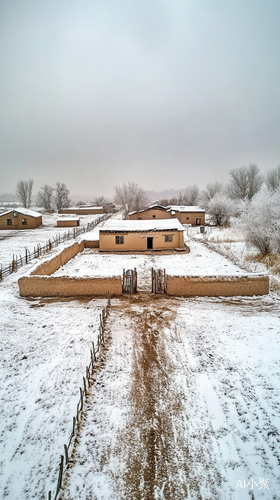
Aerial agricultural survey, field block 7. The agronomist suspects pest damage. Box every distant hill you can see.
[0,193,18,202]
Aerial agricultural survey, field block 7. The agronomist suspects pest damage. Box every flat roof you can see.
[99,219,184,232]
[166,205,205,213]
[128,204,167,216]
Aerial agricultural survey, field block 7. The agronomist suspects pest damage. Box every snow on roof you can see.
[62,206,103,210]
[57,216,80,221]
[100,218,184,232]
[166,205,205,213]
[0,207,42,218]
[128,204,167,216]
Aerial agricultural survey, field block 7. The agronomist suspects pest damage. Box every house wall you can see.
[0,211,42,229]
[18,276,122,297]
[166,275,269,296]
[57,219,79,227]
[170,211,205,226]
[129,208,171,220]
[99,230,184,251]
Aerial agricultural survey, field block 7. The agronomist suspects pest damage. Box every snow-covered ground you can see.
[0,213,103,269]
[0,220,280,500]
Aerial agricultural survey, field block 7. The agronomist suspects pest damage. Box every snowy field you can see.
[0,220,280,499]
[0,212,103,269]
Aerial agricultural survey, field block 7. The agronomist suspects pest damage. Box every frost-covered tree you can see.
[265,165,280,192]
[238,191,280,254]
[114,182,148,218]
[15,179,34,208]
[54,182,71,210]
[36,184,53,210]
[207,193,235,226]
[199,182,224,209]
[229,164,263,201]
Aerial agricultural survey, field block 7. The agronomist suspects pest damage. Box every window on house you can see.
[152,214,156,218]
[7,219,12,226]
[164,235,173,242]
[115,235,124,244]
[186,217,189,220]
[22,218,27,225]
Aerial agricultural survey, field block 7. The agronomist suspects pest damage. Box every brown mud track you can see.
[116,295,194,499]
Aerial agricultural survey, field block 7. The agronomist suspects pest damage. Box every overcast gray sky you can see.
[0,0,279,198]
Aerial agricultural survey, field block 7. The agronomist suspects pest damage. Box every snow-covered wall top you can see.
[166,205,205,213]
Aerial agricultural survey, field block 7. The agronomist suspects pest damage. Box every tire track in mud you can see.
[118,295,191,500]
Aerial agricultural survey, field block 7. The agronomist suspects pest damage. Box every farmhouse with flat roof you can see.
[129,204,205,226]
[0,207,42,229]
[99,219,185,251]
[128,205,168,220]
[166,205,205,226]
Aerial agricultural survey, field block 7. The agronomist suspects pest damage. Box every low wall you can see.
[166,275,269,296]
[18,276,122,297]
[84,240,99,248]
[31,241,84,276]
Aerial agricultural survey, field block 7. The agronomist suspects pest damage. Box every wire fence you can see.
[0,213,110,281]
[49,293,111,500]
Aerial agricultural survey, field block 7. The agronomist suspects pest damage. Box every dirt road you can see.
[62,294,280,500]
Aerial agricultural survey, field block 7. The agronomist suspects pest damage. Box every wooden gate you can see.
[122,268,137,294]
[151,268,167,294]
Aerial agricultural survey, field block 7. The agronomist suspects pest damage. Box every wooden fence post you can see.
[83,376,87,396]
[64,444,69,465]
[56,455,64,494]
[80,387,83,411]
[92,341,96,361]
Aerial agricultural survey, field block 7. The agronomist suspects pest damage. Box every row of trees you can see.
[15,180,71,210]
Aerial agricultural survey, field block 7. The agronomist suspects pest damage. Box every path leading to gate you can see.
[61,294,280,500]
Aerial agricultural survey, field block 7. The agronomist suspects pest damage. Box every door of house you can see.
[196,218,201,225]
[147,237,153,250]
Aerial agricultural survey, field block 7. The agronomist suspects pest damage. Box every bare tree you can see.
[265,165,280,192]
[36,184,53,210]
[15,179,34,208]
[199,182,224,209]
[114,182,148,218]
[229,164,263,201]
[207,193,235,226]
[180,185,199,205]
[54,182,71,210]
[93,196,110,206]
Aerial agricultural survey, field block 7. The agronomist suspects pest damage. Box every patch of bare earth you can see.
[116,294,200,499]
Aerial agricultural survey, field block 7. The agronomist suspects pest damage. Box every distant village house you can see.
[129,204,205,226]
[0,207,42,230]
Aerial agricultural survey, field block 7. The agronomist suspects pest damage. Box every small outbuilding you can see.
[166,206,205,226]
[0,207,42,229]
[57,217,80,227]
[99,219,185,251]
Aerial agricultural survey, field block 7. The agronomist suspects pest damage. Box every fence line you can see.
[49,292,111,500]
[0,214,110,281]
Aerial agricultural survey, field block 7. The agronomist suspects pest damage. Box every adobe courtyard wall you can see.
[166,275,269,296]
[18,276,122,297]
[31,241,84,276]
